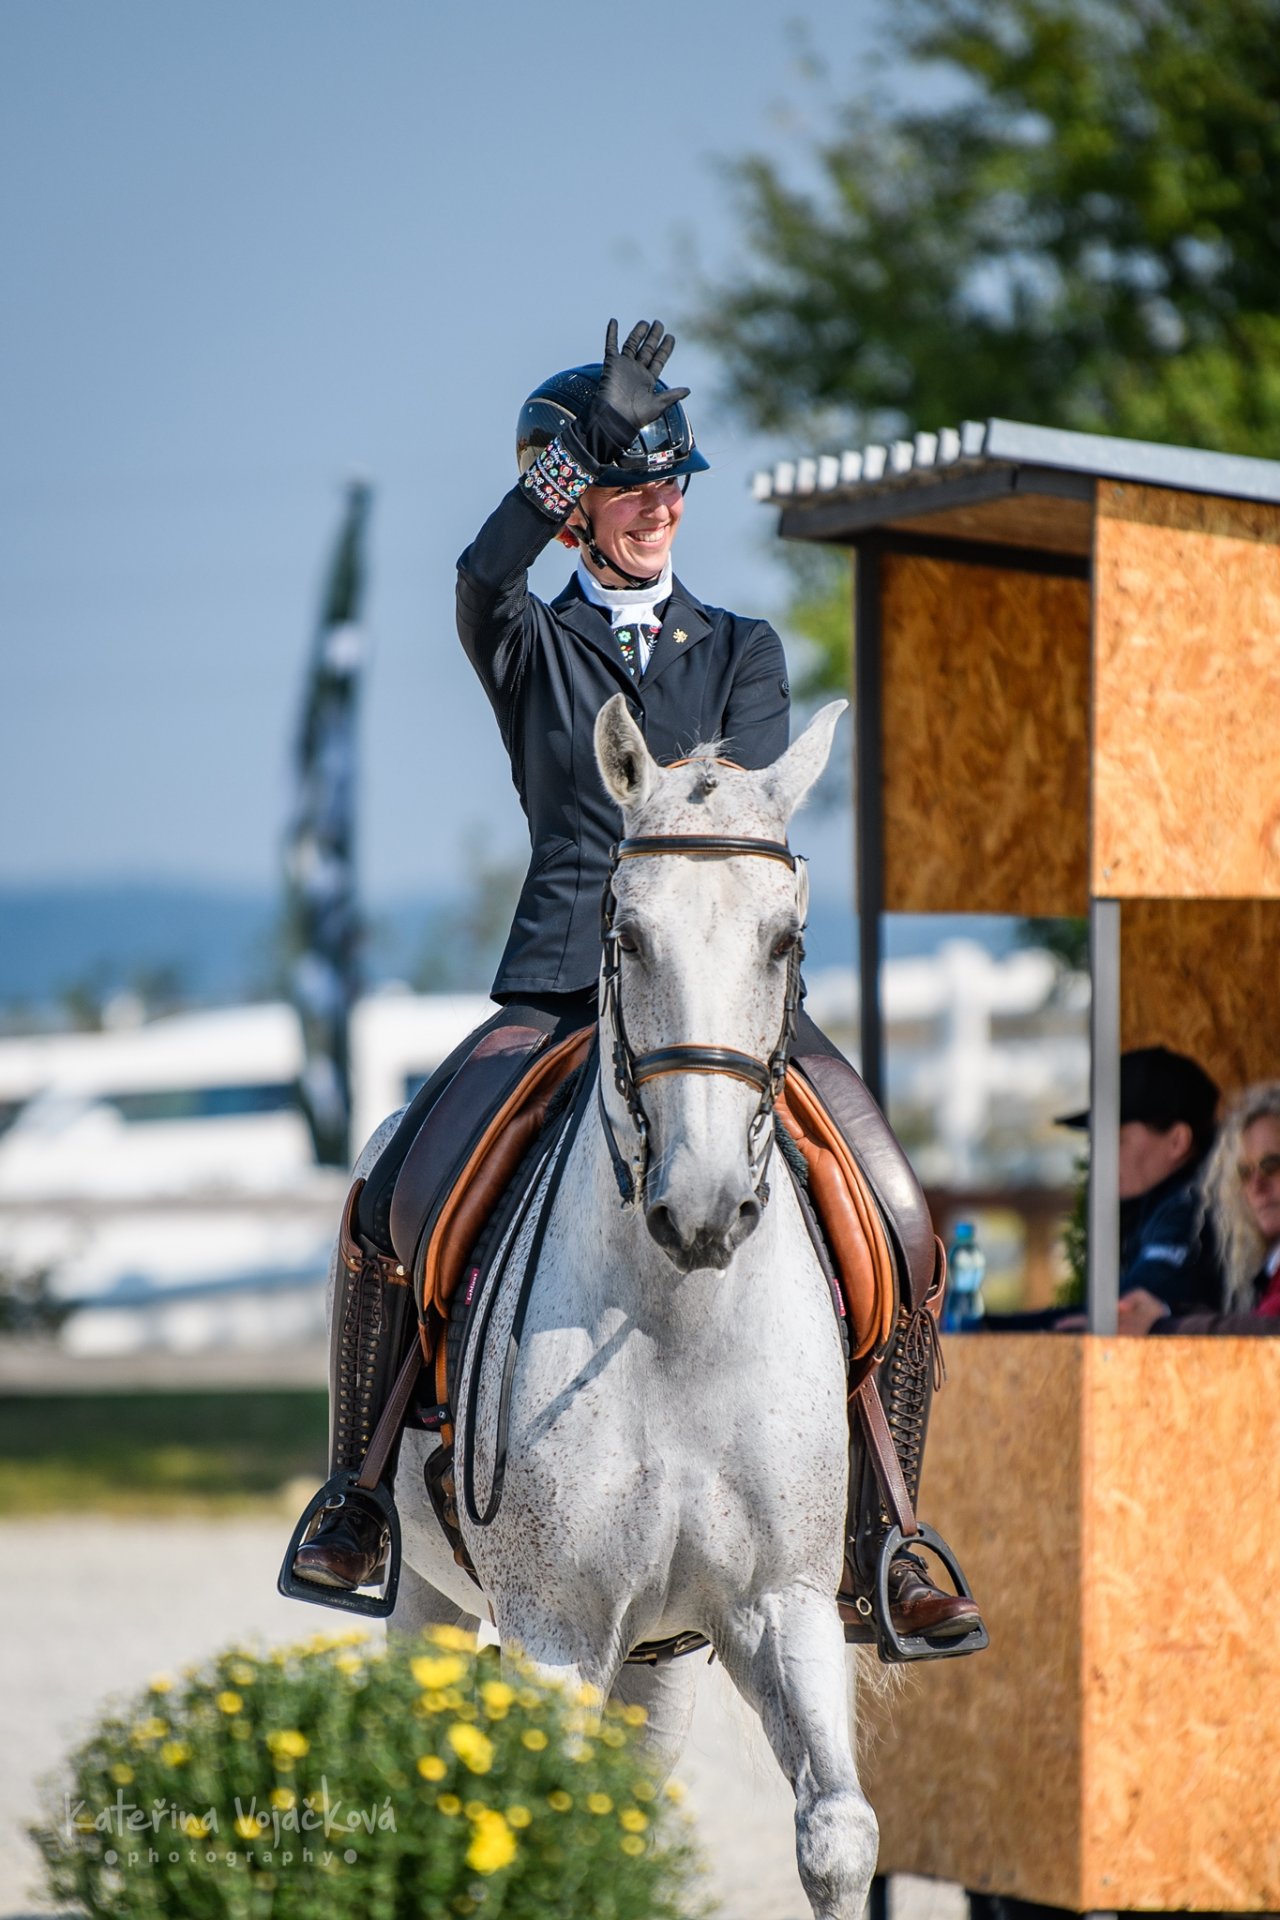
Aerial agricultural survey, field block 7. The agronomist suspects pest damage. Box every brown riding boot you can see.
[840,1296,985,1655]
[290,1181,417,1593]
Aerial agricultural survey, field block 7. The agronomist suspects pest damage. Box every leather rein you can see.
[598,833,806,1210]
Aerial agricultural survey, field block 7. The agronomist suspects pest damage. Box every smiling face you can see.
[1239,1114,1280,1245]
[573,475,685,583]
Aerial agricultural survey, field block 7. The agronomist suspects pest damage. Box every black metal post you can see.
[854,541,886,1106]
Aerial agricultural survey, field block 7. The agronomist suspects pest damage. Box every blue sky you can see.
[1,2,895,902]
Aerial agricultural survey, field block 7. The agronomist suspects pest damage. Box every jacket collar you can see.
[551,573,712,691]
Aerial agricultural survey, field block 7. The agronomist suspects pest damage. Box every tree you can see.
[692,0,1280,690]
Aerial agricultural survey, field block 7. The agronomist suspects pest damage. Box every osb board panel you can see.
[885,490,1093,556]
[1120,897,1280,1095]
[879,555,1090,914]
[1093,482,1280,898]
[1080,1339,1280,1910]
[865,1336,1085,1908]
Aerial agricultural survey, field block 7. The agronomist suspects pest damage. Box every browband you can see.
[616,834,797,871]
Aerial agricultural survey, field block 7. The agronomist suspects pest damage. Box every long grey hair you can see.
[1200,1081,1280,1309]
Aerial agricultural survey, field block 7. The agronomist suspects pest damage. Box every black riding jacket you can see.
[456,486,791,999]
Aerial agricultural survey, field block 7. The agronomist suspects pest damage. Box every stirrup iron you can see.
[276,1470,402,1620]
[871,1521,988,1665]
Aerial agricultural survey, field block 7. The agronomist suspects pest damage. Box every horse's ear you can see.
[764,699,847,823]
[595,694,658,812]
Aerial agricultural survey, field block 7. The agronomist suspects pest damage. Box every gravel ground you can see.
[0,1516,964,1920]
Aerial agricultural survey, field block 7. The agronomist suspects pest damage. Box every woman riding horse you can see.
[287,318,983,1651]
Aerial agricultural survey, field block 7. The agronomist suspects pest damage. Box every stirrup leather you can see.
[847,1294,987,1664]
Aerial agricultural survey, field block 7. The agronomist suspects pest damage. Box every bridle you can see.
[598,833,806,1210]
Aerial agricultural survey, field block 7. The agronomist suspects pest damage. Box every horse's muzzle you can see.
[645,1190,762,1273]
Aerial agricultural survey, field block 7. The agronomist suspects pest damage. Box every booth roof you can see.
[751,418,1280,519]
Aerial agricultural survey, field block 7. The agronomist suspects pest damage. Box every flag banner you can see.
[285,481,371,1167]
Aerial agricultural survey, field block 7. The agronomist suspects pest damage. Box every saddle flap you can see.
[416,1024,595,1325]
[777,1071,899,1361]
[789,1049,936,1312]
[389,1025,551,1272]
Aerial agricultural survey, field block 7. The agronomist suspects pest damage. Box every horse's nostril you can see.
[646,1203,681,1255]
[732,1197,762,1245]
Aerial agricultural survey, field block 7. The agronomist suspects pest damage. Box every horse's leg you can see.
[389,1560,481,1640]
[716,1587,876,1920]
[607,1659,699,1781]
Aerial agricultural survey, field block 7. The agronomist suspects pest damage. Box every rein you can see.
[599,833,805,1210]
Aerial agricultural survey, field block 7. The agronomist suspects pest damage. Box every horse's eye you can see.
[616,928,640,955]
[772,930,798,960]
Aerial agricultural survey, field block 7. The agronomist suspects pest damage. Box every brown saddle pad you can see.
[777,1071,899,1362]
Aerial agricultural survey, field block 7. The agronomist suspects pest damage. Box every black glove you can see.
[571,318,691,469]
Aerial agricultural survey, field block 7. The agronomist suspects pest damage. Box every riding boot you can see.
[290,1180,419,1591]
[787,1017,984,1655]
[839,1293,984,1649]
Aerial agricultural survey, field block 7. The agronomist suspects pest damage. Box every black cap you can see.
[1057,1046,1219,1141]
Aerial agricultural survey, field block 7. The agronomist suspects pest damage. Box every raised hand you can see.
[596,318,691,434]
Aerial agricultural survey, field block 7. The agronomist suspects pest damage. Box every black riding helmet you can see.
[517,364,710,489]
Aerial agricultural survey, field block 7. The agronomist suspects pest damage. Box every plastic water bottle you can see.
[943,1221,986,1331]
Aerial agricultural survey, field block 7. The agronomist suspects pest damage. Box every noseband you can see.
[598,834,806,1210]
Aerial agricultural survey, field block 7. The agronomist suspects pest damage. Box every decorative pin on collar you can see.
[674,628,688,644]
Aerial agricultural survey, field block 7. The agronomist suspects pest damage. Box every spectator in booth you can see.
[1118,1080,1280,1336]
[985,1045,1222,1332]
[1057,1044,1222,1315]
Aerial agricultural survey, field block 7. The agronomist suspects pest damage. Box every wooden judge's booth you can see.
[757,423,1280,1916]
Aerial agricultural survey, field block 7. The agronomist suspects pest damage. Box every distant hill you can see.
[0,881,1020,1015]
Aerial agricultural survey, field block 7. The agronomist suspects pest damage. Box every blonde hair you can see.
[1201,1081,1280,1308]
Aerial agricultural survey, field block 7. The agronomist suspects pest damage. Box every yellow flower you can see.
[621,1703,648,1727]
[335,1652,363,1676]
[574,1681,602,1708]
[619,1807,649,1832]
[426,1623,476,1651]
[416,1755,446,1782]
[586,1792,613,1816]
[271,1788,297,1810]
[267,1730,310,1759]
[160,1742,190,1768]
[437,1793,462,1816]
[132,1716,168,1745]
[633,1779,656,1801]
[571,1742,596,1764]
[520,1727,548,1752]
[600,1724,625,1747]
[466,1807,517,1874]
[72,1814,96,1833]
[446,1723,493,1774]
[621,1833,646,1856]
[663,1778,686,1803]
[109,1763,134,1786]
[215,1691,243,1716]
[235,1813,261,1840]
[228,1660,257,1687]
[506,1804,532,1829]
[182,1814,208,1838]
[149,1674,174,1695]
[464,1799,488,1820]
[547,1789,572,1813]
[410,1654,467,1690]
[480,1679,515,1716]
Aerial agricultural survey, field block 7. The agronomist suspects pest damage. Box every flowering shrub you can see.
[34,1626,703,1919]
